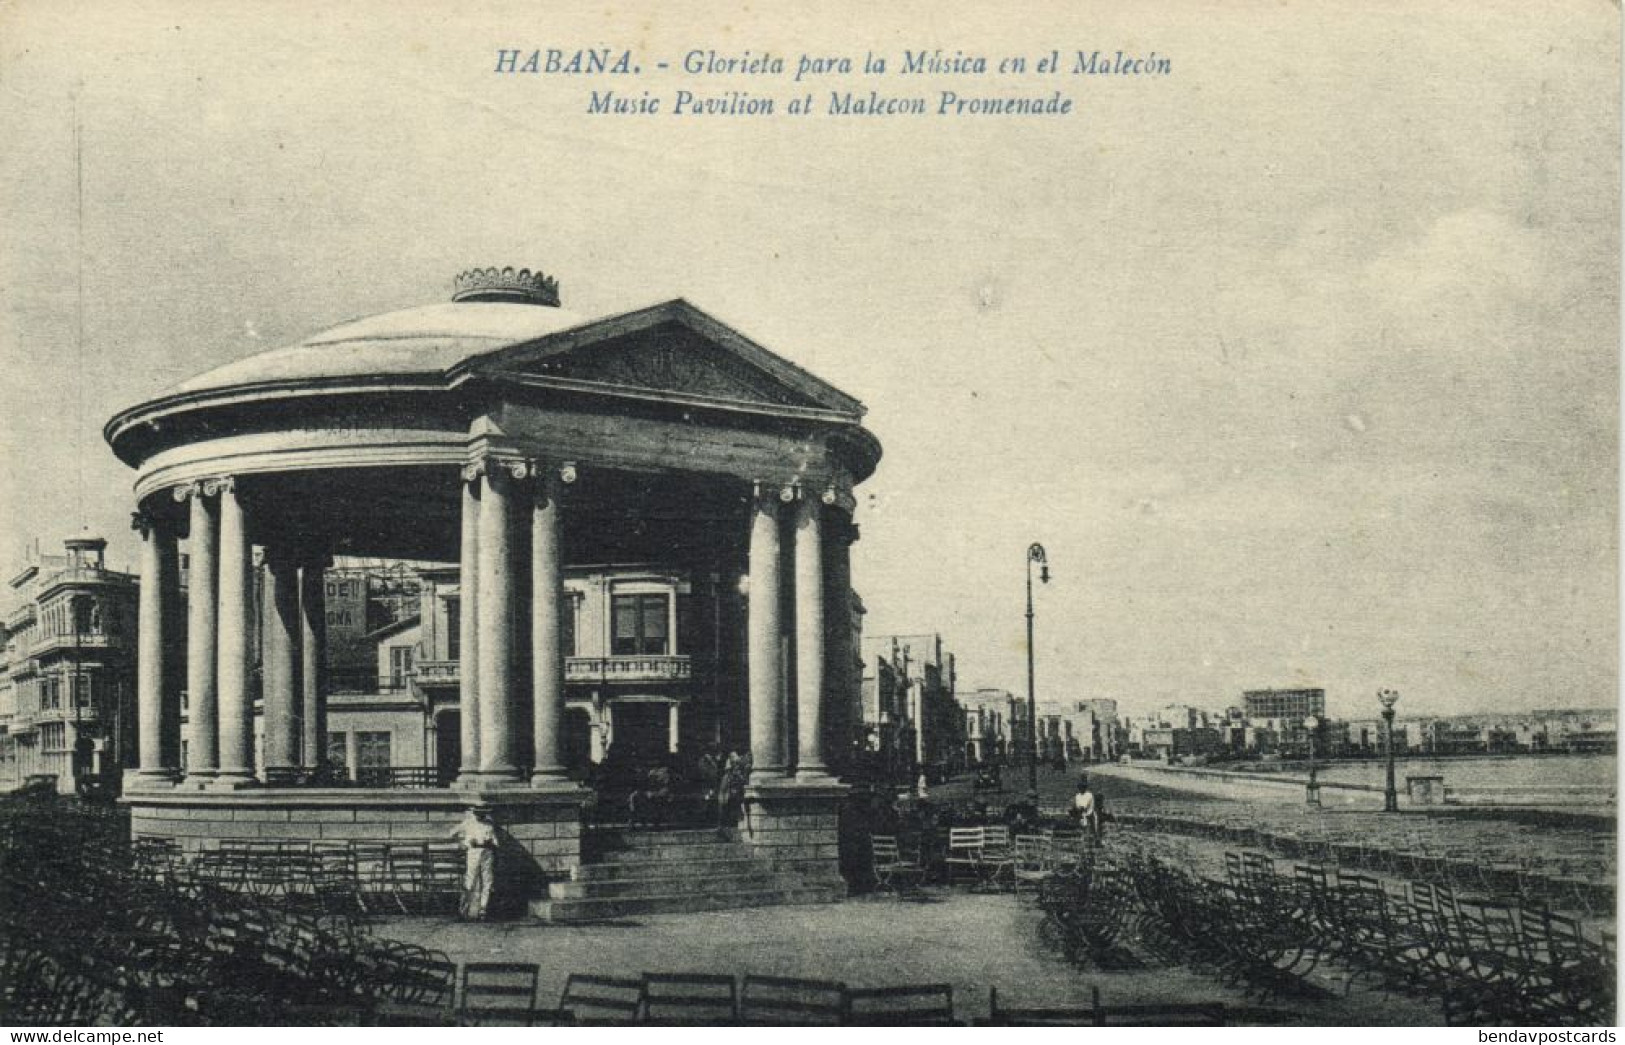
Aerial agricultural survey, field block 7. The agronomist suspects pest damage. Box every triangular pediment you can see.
[456,300,865,421]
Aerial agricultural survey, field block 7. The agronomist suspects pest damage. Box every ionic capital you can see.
[752,480,800,510]
[131,508,163,538]
[200,475,235,497]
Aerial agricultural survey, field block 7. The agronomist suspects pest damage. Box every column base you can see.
[261,766,304,786]
[207,772,259,791]
[749,767,790,785]
[793,767,839,784]
[456,769,527,789]
[529,769,574,790]
[741,780,850,882]
[183,770,218,790]
[122,768,180,791]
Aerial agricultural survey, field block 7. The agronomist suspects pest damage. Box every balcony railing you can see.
[565,655,691,683]
[415,656,692,686]
[414,660,460,685]
[328,673,414,695]
[30,633,118,658]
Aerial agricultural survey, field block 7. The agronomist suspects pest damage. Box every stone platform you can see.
[123,786,591,880]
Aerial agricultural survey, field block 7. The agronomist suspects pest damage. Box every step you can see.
[572,857,768,882]
[550,869,812,900]
[588,828,735,848]
[533,883,846,923]
[588,841,755,862]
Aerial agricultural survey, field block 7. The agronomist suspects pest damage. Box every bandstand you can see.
[105,267,880,903]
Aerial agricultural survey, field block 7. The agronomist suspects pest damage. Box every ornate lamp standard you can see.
[1378,688,1401,812]
[1303,714,1322,808]
[1025,543,1050,804]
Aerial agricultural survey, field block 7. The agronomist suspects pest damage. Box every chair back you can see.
[984,985,1097,1026]
[870,835,901,863]
[947,827,985,852]
[368,948,456,1025]
[1098,1001,1226,1026]
[639,972,738,1024]
[844,984,956,1025]
[460,961,540,1025]
[740,974,847,1025]
[559,973,644,1024]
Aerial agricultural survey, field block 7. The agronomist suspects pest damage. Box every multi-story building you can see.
[961,688,1013,765]
[1242,688,1325,723]
[859,633,963,779]
[0,537,140,793]
[1075,698,1120,761]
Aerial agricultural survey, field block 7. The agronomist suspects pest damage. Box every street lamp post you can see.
[1378,688,1401,812]
[1303,714,1322,808]
[1025,543,1050,805]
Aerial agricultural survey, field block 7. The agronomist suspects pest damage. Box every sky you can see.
[0,0,1617,720]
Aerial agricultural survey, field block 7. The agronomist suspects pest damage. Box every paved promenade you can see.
[379,890,1444,1025]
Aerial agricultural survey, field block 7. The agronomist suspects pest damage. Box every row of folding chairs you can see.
[1114,809,1613,915]
[371,962,1235,1027]
[140,838,465,915]
[1199,848,1615,1025]
[983,986,1225,1026]
[870,827,1092,893]
[369,963,957,1025]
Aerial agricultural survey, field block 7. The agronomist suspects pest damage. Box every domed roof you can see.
[173,300,591,395]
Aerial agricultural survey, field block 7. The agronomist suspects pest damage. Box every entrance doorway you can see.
[435,711,459,784]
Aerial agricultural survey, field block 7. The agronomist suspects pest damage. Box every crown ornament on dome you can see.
[452,266,561,306]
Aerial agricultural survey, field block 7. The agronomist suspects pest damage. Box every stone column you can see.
[477,460,520,782]
[668,702,680,755]
[181,482,219,783]
[747,485,787,780]
[823,509,857,776]
[213,477,256,789]
[529,467,569,787]
[456,470,482,784]
[261,550,301,785]
[128,508,179,788]
[298,556,327,773]
[793,496,831,780]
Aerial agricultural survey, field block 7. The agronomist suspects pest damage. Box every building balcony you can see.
[30,633,119,658]
[413,654,693,688]
[566,655,691,684]
[413,660,460,686]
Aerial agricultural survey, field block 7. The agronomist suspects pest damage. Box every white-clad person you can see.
[1071,776,1100,838]
[451,805,499,920]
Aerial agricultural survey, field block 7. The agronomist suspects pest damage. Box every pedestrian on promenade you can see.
[451,805,499,920]
[1072,777,1100,838]
[716,750,751,837]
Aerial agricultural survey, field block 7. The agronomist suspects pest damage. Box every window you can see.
[356,731,391,769]
[389,646,414,688]
[446,598,460,661]
[326,732,348,771]
[560,594,576,657]
[611,594,669,656]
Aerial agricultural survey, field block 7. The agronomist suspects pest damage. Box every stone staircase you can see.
[532,827,846,922]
